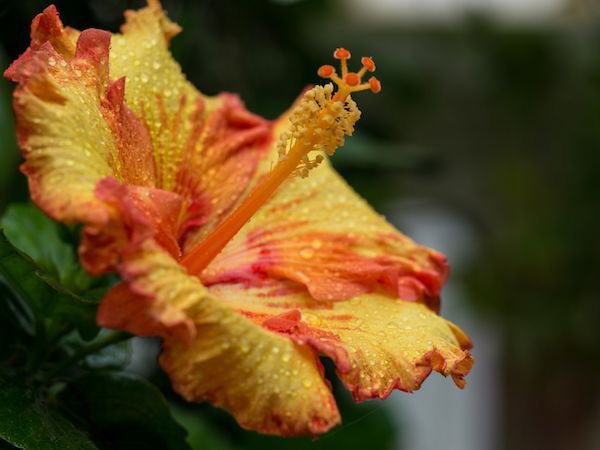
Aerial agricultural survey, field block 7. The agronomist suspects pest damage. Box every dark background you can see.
[1,1,599,449]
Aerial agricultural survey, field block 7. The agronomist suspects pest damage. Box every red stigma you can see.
[344,73,360,86]
[318,65,335,78]
[368,77,381,93]
[333,48,351,60]
[361,57,376,72]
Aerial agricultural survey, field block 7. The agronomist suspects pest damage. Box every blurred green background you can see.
[1,0,599,449]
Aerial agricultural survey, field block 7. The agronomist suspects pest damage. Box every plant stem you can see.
[44,331,131,381]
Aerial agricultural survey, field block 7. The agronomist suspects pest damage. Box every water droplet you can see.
[304,313,322,327]
[300,248,314,259]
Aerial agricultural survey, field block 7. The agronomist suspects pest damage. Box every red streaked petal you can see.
[30,5,77,57]
[202,157,448,312]
[80,177,184,274]
[109,2,271,240]
[210,282,473,400]
[6,37,114,225]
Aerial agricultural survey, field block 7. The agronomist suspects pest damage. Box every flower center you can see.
[182,49,381,276]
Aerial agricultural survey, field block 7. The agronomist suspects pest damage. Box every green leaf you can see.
[1,203,93,293]
[0,280,34,336]
[0,230,99,340]
[0,284,34,371]
[170,404,234,450]
[0,377,97,450]
[60,372,190,450]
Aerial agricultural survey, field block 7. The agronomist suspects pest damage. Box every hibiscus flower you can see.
[5,0,473,436]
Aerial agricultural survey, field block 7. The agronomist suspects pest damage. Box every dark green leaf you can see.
[60,372,190,450]
[0,284,33,371]
[0,281,34,336]
[0,230,99,340]
[0,377,97,450]
[1,203,93,293]
[170,404,234,450]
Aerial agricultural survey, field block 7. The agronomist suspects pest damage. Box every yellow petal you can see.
[109,0,271,209]
[5,9,116,223]
[108,0,195,191]
[97,242,340,436]
[209,282,473,399]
